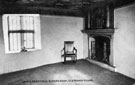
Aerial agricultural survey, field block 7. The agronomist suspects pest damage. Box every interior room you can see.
[0,0,135,85]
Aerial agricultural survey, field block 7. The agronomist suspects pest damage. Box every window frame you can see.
[2,14,41,54]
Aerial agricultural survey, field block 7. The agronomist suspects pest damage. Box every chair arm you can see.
[61,48,65,56]
[73,47,77,54]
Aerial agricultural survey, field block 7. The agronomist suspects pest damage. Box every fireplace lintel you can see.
[81,28,114,36]
[81,29,114,38]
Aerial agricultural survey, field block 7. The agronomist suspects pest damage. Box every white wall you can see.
[0,15,84,74]
[114,3,135,79]
[83,33,89,58]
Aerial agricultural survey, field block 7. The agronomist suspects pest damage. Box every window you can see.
[2,14,41,53]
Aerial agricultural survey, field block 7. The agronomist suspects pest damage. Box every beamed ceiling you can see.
[0,0,135,16]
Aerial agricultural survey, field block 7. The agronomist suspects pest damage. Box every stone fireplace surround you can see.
[82,28,116,71]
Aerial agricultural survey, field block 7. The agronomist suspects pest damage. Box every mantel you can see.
[81,29,114,38]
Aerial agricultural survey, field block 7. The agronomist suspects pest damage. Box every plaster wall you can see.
[114,3,135,79]
[0,15,84,74]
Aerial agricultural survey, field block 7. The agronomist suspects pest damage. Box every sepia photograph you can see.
[0,0,135,85]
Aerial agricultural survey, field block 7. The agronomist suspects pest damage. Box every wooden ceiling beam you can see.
[0,6,83,17]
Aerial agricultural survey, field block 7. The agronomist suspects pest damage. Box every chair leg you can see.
[75,56,77,62]
[73,56,76,63]
[64,56,66,64]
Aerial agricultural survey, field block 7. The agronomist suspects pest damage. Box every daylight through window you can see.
[2,14,41,53]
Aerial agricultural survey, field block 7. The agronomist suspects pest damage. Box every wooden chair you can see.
[61,41,77,63]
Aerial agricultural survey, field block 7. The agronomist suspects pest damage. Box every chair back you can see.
[64,41,74,54]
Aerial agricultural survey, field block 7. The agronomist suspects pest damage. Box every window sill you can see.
[5,48,41,54]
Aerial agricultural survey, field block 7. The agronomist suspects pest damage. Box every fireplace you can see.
[81,4,115,66]
[82,29,114,66]
[89,36,110,65]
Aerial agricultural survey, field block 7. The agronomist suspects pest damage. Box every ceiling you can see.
[0,0,134,16]
[1,0,134,7]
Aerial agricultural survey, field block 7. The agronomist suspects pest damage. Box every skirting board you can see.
[86,58,116,72]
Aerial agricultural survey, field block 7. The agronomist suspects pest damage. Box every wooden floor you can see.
[0,59,135,85]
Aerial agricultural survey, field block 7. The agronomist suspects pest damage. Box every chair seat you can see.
[65,54,76,56]
[65,51,74,54]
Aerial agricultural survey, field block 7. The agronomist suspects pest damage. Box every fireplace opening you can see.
[89,36,110,65]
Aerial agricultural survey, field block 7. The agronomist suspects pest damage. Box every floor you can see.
[0,60,135,85]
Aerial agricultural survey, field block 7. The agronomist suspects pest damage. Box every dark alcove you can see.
[91,36,110,65]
